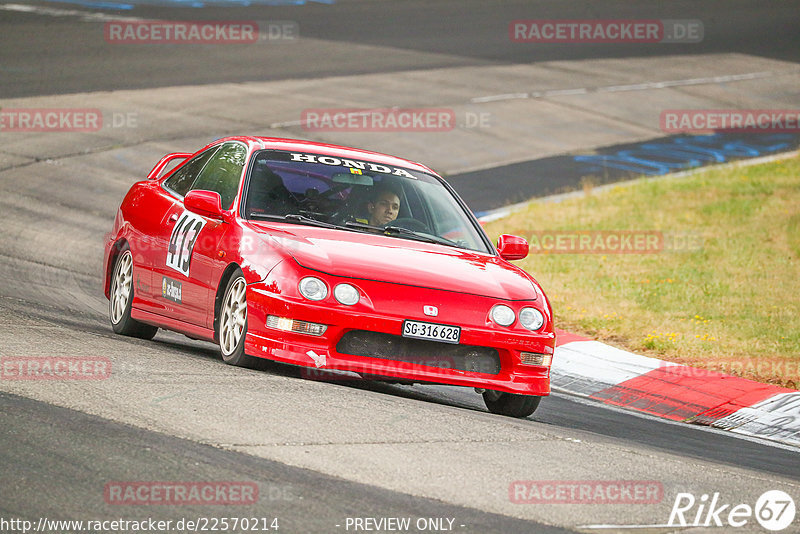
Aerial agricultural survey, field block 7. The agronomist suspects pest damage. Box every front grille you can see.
[336,330,501,375]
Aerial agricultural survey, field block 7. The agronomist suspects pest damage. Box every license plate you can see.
[402,320,461,344]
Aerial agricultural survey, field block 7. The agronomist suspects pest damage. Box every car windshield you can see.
[243,150,492,254]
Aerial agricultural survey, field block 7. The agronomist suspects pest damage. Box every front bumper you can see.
[243,284,554,396]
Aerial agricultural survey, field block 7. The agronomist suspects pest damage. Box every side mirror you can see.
[497,234,529,261]
[184,190,225,220]
[146,152,192,180]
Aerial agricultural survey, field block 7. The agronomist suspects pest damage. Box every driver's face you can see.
[368,192,400,226]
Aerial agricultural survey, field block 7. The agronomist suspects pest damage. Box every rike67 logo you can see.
[669,490,796,531]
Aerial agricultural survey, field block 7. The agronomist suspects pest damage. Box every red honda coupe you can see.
[103,137,555,417]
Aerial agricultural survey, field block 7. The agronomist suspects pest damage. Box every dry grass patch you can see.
[484,155,800,388]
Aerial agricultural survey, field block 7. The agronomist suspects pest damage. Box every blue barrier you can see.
[575,134,794,175]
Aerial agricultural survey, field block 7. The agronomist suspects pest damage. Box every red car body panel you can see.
[103,137,555,396]
[246,222,542,300]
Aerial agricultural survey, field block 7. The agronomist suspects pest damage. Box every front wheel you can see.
[482,390,541,418]
[108,246,158,340]
[218,270,256,368]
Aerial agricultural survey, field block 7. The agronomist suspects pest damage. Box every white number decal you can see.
[166,211,206,276]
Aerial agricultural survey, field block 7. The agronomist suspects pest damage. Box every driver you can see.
[367,186,401,227]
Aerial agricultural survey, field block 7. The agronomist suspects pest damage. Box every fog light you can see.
[520,352,552,366]
[267,315,327,336]
[490,304,515,326]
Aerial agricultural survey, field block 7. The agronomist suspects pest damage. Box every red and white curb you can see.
[475,152,800,446]
[552,329,799,447]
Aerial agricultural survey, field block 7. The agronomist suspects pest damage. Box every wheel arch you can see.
[105,238,130,298]
[213,262,243,342]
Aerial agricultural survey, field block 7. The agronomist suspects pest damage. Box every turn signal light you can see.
[520,352,552,367]
[266,315,327,336]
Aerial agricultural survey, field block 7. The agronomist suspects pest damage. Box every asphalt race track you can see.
[1,1,800,532]
[3,0,800,98]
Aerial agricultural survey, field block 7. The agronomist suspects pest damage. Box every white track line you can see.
[0,3,142,22]
[471,70,794,103]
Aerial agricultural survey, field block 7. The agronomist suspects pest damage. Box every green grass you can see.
[484,154,800,388]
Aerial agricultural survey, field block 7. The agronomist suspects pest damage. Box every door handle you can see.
[168,213,179,223]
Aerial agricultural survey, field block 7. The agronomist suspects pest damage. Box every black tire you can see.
[108,246,158,340]
[483,391,542,418]
[217,269,257,368]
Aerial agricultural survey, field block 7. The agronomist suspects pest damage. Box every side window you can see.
[190,142,248,210]
[163,147,219,197]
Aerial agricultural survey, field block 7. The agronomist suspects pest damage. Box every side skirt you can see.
[131,308,216,343]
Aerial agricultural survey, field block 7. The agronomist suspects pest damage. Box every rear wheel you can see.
[108,246,158,340]
[482,390,541,418]
[218,270,256,367]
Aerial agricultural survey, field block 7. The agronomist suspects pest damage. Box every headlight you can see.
[298,277,328,301]
[519,307,545,331]
[334,283,360,305]
[490,304,515,326]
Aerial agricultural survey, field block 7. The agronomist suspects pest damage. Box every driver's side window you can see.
[163,147,219,198]
[189,142,247,210]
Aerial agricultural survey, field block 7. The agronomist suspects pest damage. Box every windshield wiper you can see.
[249,213,338,229]
[344,221,460,248]
[250,216,461,248]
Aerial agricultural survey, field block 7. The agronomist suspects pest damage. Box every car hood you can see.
[247,222,539,301]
